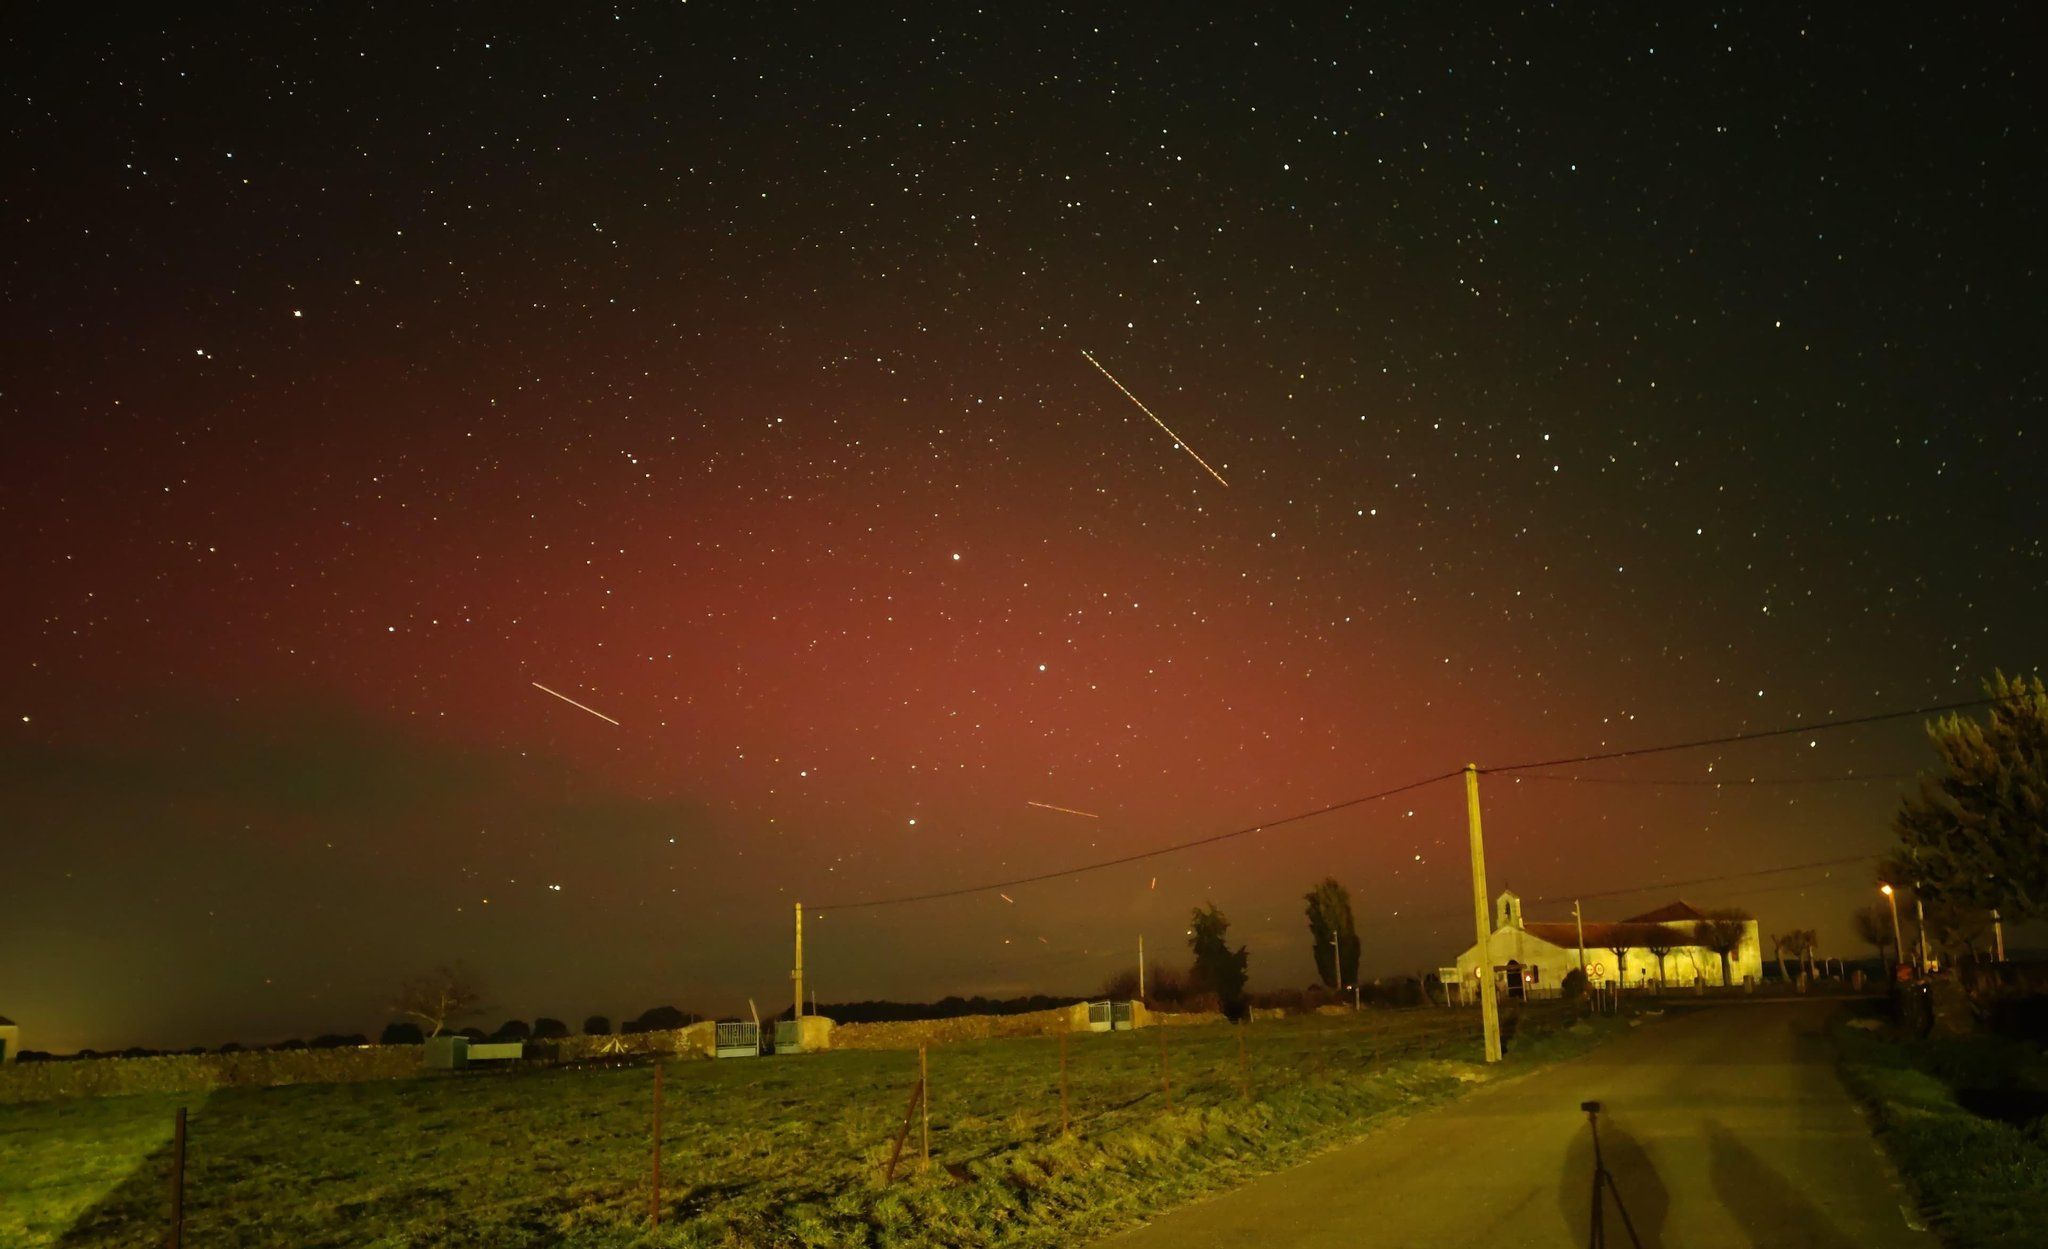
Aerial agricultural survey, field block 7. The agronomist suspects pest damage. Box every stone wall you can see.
[0,1044,423,1104]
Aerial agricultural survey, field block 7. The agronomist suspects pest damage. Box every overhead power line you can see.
[814,692,1984,912]
[1514,770,1913,788]
[813,770,1462,911]
[1479,696,1990,775]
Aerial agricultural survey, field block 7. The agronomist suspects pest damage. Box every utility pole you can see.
[1993,909,2006,962]
[792,902,804,1021]
[1138,935,1145,1000]
[1913,888,1930,971]
[1331,928,1341,995]
[1464,764,1503,1063]
[1573,899,1589,982]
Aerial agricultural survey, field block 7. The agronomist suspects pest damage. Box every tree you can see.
[581,1015,612,1036]
[395,965,486,1039]
[1644,933,1677,987]
[1893,672,2048,923]
[378,1021,424,1045]
[1923,899,1991,963]
[626,1005,691,1033]
[1188,903,1250,1017]
[1697,909,1752,986]
[1303,877,1362,990]
[490,1019,532,1043]
[1771,929,1817,981]
[1605,944,1632,990]
[1850,903,1896,971]
[532,1018,570,1040]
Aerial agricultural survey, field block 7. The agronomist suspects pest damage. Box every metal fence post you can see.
[168,1106,186,1249]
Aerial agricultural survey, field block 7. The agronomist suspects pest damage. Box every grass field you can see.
[1834,1013,2048,1249]
[2,1005,1616,1247]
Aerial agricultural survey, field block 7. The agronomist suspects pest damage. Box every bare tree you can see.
[1850,903,1895,971]
[1697,909,1752,986]
[395,965,486,1039]
[1645,935,1676,988]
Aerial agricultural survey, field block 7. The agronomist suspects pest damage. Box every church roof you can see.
[1524,921,1694,950]
[0,1015,13,1026]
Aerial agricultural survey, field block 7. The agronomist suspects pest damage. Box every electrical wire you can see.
[1512,770,1913,787]
[813,691,1986,913]
[813,770,1463,911]
[1478,696,1991,775]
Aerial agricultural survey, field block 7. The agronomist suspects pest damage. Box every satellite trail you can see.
[530,681,621,726]
[1027,800,1101,819]
[1080,349,1230,487]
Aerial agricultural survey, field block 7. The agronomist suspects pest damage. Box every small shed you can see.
[0,1015,18,1063]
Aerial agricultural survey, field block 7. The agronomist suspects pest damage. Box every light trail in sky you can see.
[1026,800,1101,819]
[1080,349,1230,487]
[530,681,621,726]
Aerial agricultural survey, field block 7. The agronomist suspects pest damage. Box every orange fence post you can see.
[650,1063,664,1226]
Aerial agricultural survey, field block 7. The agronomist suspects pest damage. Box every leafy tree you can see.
[1923,899,1992,963]
[1893,672,2048,922]
[581,1015,612,1036]
[490,1019,532,1042]
[1697,909,1752,986]
[395,965,486,1039]
[1560,967,1589,1000]
[532,1018,570,1040]
[1187,902,1250,1017]
[378,1021,424,1045]
[1850,903,1896,970]
[628,1005,692,1033]
[1303,877,1362,989]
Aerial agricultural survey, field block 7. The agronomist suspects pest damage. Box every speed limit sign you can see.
[1590,962,1606,978]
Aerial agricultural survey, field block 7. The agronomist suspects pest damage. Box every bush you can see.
[582,1015,612,1036]
[532,1018,570,1040]
[456,1028,486,1043]
[1562,968,1589,1000]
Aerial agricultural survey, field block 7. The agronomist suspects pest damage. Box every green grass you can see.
[1834,1018,2048,1249]
[1,1006,1618,1247]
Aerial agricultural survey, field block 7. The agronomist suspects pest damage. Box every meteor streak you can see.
[530,681,621,726]
[1026,800,1101,819]
[1080,349,1230,487]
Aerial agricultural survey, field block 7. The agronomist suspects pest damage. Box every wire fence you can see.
[43,1004,1598,1246]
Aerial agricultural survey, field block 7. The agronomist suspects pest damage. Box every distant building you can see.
[0,1015,17,1063]
[1452,891,1763,997]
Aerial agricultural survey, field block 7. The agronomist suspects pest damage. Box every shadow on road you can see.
[1704,1119,1859,1248]
[1558,1110,1667,1247]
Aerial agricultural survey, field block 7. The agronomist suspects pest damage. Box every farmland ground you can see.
[1,1003,1623,1247]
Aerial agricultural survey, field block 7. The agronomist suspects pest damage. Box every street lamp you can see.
[1880,884,1906,975]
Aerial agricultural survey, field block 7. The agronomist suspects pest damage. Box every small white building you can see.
[1453,892,1764,997]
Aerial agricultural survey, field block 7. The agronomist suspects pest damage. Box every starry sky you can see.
[5,6,2043,1051]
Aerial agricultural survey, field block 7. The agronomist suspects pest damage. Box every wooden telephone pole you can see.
[792,902,804,1022]
[1465,765,1504,1063]
[1138,935,1145,999]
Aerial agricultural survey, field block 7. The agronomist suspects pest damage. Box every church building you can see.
[1451,891,1764,997]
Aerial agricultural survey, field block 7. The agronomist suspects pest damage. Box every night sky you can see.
[6,7,2043,1052]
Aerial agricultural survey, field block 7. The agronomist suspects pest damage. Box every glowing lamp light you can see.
[1879,884,1894,896]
